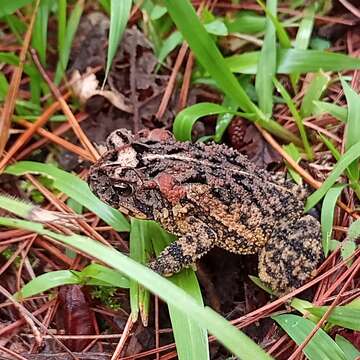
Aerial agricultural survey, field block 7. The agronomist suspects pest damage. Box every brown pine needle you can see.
[18,119,94,162]
[30,49,100,162]
[0,0,40,156]
[0,95,69,172]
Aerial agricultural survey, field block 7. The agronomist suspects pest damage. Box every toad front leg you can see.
[148,216,217,276]
[258,215,323,294]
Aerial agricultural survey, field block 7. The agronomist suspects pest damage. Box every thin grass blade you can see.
[273,314,347,360]
[290,4,316,87]
[103,0,132,85]
[54,0,84,85]
[300,71,330,118]
[320,184,346,256]
[255,0,277,117]
[273,77,313,160]
[305,139,360,211]
[31,0,50,65]
[312,101,348,123]
[341,78,360,182]
[226,49,360,74]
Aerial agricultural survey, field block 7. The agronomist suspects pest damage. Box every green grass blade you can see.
[57,0,67,54]
[341,78,360,181]
[320,184,346,256]
[0,217,273,360]
[103,0,132,85]
[256,0,291,49]
[173,103,237,141]
[306,306,360,331]
[348,219,360,242]
[214,96,238,142]
[335,335,360,360]
[0,194,34,218]
[204,19,228,36]
[0,0,32,16]
[80,263,130,288]
[255,0,277,117]
[16,263,129,300]
[31,0,50,65]
[129,218,152,324]
[225,11,266,34]
[157,31,183,65]
[5,161,129,231]
[273,77,313,160]
[16,270,81,299]
[226,49,360,74]
[149,221,209,360]
[290,3,316,87]
[54,0,84,85]
[300,71,330,118]
[312,101,348,123]
[304,139,360,211]
[283,143,302,185]
[273,314,347,360]
[319,135,360,200]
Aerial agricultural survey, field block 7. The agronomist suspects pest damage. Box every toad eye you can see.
[113,183,134,197]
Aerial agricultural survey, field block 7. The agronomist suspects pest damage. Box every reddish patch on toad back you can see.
[154,173,186,204]
[138,128,173,142]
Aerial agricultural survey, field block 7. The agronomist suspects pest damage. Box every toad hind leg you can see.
[149,217,217,276]
[258,215,323,294]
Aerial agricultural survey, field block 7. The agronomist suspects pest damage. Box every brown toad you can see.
[88,129,323,294]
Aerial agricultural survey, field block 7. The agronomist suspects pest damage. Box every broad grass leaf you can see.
[335,335,360,360]
[5,161,129,231]
[273,314,347,360]
[17,270,81,299]
[17,263,129,299]
[148,221,210,360]
[0,0,32,16]
[300,71,330,118]
[226,49,360,74]
[0,217,273,360]
[80,263,129,288]
[312,101,348,123]
[306,306,360,331]
[225,11,266,34]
